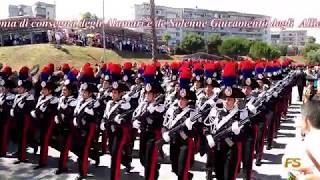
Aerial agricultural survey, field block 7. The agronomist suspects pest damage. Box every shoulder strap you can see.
[306,148,320,172]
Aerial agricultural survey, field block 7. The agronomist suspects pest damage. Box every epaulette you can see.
[26,94,35,101]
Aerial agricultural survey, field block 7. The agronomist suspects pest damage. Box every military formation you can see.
[0,58,299,180]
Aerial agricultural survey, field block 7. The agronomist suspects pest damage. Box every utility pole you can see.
[150,0,157,62]
[102,0,106,63]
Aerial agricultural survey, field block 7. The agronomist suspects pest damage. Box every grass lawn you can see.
[0,44,175,70]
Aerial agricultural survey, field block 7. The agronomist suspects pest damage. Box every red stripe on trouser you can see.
[114,127,129,180]
[102,131,108,154]
[39,117,55,165]
[0,120,10,156]
[20,115,31,161]
[258,116,268,156]
[81,123,96,177]
[183,138,194,180]
[148,130,161,180]
[232,142,242,180]
[59,128,74,169]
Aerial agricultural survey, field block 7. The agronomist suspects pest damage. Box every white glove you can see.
[114,114,122,124]
[247,104,257,114]
[0,98,5,105]
[206,135,215,148]
[162,132,170,142]
[10,109,14,117]
[133,120,141,129]
[54,116,59,124]
[30,110,37,118]
[147,105,155,114]
[232,121,241,135]
[73,118,78,127]
[185,118,193,130]
[273,92,278,98]
[100,122,106,131]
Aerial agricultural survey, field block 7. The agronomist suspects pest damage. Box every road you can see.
[0,87,302,180]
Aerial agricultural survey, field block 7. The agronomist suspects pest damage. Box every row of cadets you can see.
[10,66,36,164]
[162,66,197,180]
[73,65,100,180]
[191,62,204,97]
[99,63,132,180]
[54,69,79,174]
[164,62,180,107]
[238,59,260,180]
[0,65,16,157]
[132,64,166,180]
[204,61,248,180]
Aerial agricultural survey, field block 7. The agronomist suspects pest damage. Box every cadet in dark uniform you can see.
[204,61,247,180]
[54,71,78,174]
[162,67,197,180]
[73,67,100,180]
[11,66,36,164]
[31,81,59,169]
[0,78,16,157]
[133,69,165,180]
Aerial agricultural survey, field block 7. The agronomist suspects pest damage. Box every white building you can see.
[8,1,56,20]
[8,5,33,17]
[134,3,271,47]
[280,30,307,47]
[271,30,307,47]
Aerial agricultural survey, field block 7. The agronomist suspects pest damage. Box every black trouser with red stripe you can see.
[109,126,129,180]
[169,137,194,180]
[58,124,75,171]
[17,115,31,162]
[76,122,96,177]
[0,118,11,157]
[241,124,258,180]
[38,117,56,166]
[139,129,162,180]
[213,141,242,180]
[255,114,268,160]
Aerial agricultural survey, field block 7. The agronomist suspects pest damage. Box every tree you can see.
[303,43,320,57]
[269,47,281,59]
[219,37,250,58]
[162,33,171,46]
[206,33,222,54]
[307,49,320,63]
[81,12,98,20]
[180,33,206,54]
[249,41,271,59]
[274,44,288,56]
[307,36,316,44]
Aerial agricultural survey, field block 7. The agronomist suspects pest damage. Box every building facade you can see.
[134,3,271,47]
[8,1,56,20]
[271,30,307,47]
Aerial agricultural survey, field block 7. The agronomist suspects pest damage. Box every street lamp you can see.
[102,0,106,62]
[150,0,157,62]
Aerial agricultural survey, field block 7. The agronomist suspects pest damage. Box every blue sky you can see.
[1,0,320,40]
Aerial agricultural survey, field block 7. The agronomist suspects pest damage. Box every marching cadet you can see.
[11,66,36,164]
[100,64,132,180]
[162,67,197,180]
[0,70,16,157]
[254,61,271,166]
[238,60,260,180]
[204,61,248,180]
[123,62,135,87]
[54,71,78,174]
[73,66,100,179]
[132,66,165,180]
[31,79,59,169]
[200,62,221,180]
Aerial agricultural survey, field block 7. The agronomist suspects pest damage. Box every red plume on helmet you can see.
[179,67,192,89]
[144,64,156,84]
[47,63,54,74]
[19,66,30,80]
[110,63,122,82]
[1,65,12,77]
[240,60,255,78]
[222,61,237,87]
[62,63,70,74]
[123,62,133,70]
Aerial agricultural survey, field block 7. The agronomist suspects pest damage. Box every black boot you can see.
[34,164,46,170]
[206,169,213,180]
[55,168,68,175]
[256,156,262,166]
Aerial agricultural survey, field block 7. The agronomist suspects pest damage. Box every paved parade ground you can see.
[0,87,302,180]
